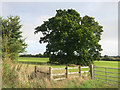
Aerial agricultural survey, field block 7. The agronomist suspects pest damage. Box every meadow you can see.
[18,57,119,68]
[16,57,120,88]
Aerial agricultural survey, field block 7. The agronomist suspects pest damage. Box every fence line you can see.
[34,65,119,87]
[49,65,92,81]
[93,66,120,87]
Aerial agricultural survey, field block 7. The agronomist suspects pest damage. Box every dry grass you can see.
[15,64,90,88]
[2,59,91,88]
[24,75,90,88]
[2,57,20,88]
[51,76,90,88]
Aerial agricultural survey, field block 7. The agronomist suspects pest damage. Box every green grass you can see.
[18,57,66,68]
[18,57,119,68]
[93,61,119,87]
[80,79,117,88]
[94,61,119,68]
[18,57,120,88]
[18,57,49,62]
[18,57,119,74]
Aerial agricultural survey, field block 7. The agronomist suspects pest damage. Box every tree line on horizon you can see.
[19,53,49,58]
[19,53,120,61]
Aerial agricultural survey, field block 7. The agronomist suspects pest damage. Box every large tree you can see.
[35,9,103,65]
[2,16,27,60]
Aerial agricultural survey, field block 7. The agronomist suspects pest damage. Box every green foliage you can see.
[35,9,103,65]
[101,55,116,61]
[1,16,27,60]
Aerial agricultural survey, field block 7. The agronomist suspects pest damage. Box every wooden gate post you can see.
[66,65,68,78]
[90,64,93,79]
[105,67,107,82]
[79,65,81,76]
[49,67,52,80]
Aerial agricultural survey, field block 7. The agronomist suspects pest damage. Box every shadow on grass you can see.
[18,61,61,66]
[18,61,48,65]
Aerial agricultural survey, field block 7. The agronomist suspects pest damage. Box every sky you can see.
[1,1,119,56]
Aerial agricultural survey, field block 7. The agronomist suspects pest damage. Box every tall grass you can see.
[2,57,88,88]
[2,60,116,88]
[2,57,119,88]
[2,57,35,88]
[2,58,89,88]
[2,57,19,88]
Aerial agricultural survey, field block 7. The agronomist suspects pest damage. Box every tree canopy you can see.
[2,16,27,60]
[35,9,103,65]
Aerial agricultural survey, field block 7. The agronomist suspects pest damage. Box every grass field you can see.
[18,57,66,68]
[17,57,120,88]
[18,57,119,68]
[18,57,49,62]
[18,57,119,76]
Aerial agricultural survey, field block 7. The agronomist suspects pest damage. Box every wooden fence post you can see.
[35,66,37,77]
[79,65,81,76]
[35,66,37,73]
[49,67,52,80]
[66,65,68,78]
[90,64,93,79]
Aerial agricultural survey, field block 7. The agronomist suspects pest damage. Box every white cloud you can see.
[21,15,52,43]
[25,43,47,55]
[20,15,52,54]
[0,2,2,16]
[99,39,118,56]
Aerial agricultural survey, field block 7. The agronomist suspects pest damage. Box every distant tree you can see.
[117,55,120,58]
[35,9,103,65]
[35,53,43,57]
[104,55,109,58]
[20,53,45,57]
[43,52,49,58]
[2,16,27,60]
[103,55,114,61]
